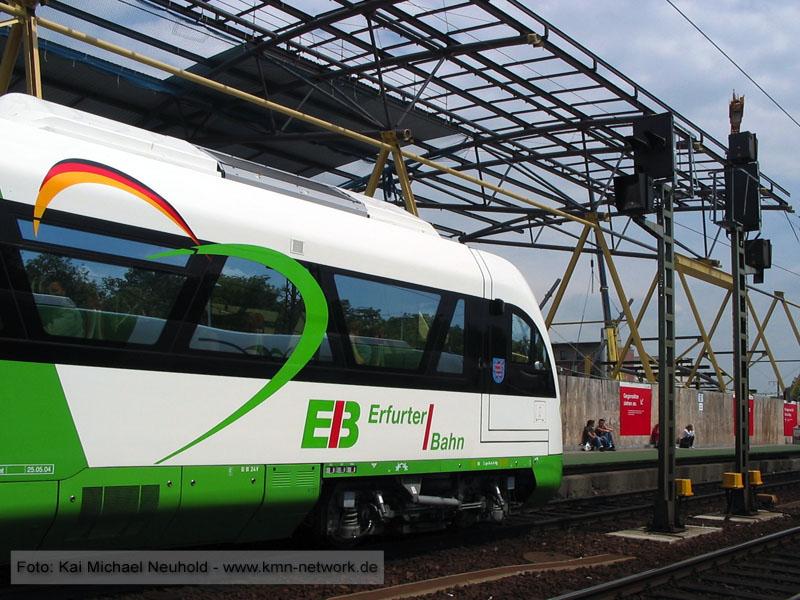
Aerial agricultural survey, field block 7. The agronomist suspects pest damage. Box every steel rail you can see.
[551,524,800,600]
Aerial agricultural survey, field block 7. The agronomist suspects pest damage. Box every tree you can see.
[789,374,800,402]
[22,253,99,304]
[103,268,183,317]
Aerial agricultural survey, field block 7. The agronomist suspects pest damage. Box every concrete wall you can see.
[559,375,788,449]
[558,456,800,499]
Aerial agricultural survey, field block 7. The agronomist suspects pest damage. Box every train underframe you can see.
[318,468,535,543]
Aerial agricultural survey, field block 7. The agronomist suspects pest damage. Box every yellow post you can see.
[746,296,784,391]
[675,478,694,497]
[778,291,800,346]
[0,21,21,94]
[381,130,419,217]
[19,0,41,98]
[363,147,390,197]
[686,290,730,390]
[545,223,591,329]
[592,217,655,382]
[606,324,620,380]
[612,272,657,379]
[678,271,726,388]
[746,296,778,363]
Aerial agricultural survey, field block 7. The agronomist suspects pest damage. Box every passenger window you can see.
[334,274,440,370]
[511,313,531,364]
[437,299,464,374]
[191,257,330,360]
[20,250,185,344]
[17,220,189,266]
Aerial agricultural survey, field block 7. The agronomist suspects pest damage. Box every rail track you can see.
[551,524,800,600]
[499,470,800,533]
[2,470,800,600]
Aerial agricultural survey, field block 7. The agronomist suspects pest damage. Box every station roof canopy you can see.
[1,0,792,254]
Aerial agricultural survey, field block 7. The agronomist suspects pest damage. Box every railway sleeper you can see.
[319,468,534,544]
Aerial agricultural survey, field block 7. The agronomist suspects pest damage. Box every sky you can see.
[31,0,800,394]
[484,0,800,395]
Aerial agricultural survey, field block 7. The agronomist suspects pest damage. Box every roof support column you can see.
[746,296,783,391]
[593,227,620,379]
[381,129,418,217]
[593,215,655,382]
[0,20,21,94]
[364,147,390,198]
[778,291,800,346]
[685,290,730,390]
[678,271,726,388]
[18,0,41,98]
[611,272,657,379]
[363,131,418,217]
[544,223,592,328]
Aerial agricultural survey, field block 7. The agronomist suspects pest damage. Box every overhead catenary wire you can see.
[665,0,800,131]
[784,211,800,247]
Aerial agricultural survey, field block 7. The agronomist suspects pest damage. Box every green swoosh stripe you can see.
[155,243,329,464]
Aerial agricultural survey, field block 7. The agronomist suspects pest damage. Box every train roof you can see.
[0,94,437,237]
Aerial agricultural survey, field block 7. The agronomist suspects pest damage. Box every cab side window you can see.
[511,313,531,364]
[437,298,465,374]
[506,308,556,397]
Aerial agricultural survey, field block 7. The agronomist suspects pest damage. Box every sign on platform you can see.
[619,383,652,436]
[783,403,798,437]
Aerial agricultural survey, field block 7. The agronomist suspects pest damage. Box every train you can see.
[0,93,562,554]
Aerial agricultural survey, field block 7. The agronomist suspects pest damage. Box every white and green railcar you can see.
[0,94,562,552]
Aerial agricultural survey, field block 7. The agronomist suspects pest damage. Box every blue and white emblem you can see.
[492,357,506,384]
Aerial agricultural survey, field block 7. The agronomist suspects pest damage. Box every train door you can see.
[481,303,551,442]
[470,251,554,443]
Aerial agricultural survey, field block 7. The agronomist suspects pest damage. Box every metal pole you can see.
[652,183,678,531]
[731,224,752,513]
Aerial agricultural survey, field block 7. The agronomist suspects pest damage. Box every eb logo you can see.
[301,400,360,448]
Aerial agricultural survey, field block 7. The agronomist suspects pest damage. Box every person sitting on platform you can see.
[678,424,695,448]
[595,418,616,451]
[649,422,660,447]
[581,419,608,451]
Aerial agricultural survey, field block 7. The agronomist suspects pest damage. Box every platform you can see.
[558,445,800,500]
[564,444,800,465]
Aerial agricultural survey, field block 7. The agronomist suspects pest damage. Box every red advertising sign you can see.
[619,383,652,436]
[732,395,755,437]
[784,403,798,436]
